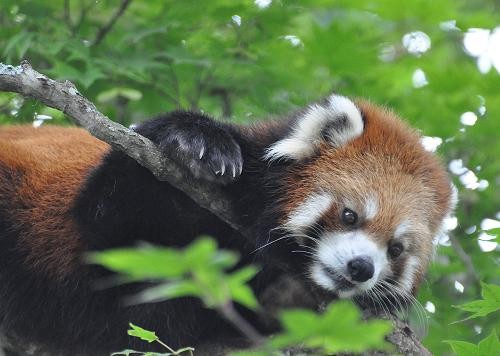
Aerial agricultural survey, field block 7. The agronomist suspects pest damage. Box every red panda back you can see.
[0,126,109,277]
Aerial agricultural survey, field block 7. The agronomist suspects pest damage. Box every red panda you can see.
[0,95,454,355]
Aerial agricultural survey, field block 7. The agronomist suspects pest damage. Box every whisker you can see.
[380,278,428,335]
[291,250,316,257]
[251,235,290,253]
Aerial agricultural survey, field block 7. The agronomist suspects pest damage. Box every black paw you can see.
[138,112,243,184]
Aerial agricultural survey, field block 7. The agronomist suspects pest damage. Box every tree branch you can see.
[0,61,430,356]
[92,0,132,46]
[449,233,481,290]
[63,0,73,33]
[0,61,246,237]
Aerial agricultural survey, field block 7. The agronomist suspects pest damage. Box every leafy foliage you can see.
[88,237,259,309]
[93,238,391,355]
[0,0,499,354]
[111,324,194,356]
[270,301,392,353]
[127,323,159,343]
[445,330,500,356]
[454,283,500,321]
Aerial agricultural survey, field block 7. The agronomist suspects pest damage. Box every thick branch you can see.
[0,61,246,237]
[0,61,429,356]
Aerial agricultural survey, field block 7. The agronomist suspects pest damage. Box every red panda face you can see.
[265,95,455,300]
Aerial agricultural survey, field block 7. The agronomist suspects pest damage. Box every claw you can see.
[232,165,236,178]
[220,162,226,176]
[199,146,205,159]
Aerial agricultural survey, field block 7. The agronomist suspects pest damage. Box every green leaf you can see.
[444,340,478,356]
[454,282,500,320]
[478,330,500,356]
[227,266,259,309]
[90,237,258,308]
[80,66,106,89]
[47,61,82,82]
[97,87,143,103]
[128,281,201,305]
[2,31,34,60]
[445,330,500,356]
[127,323,159,343]
[87,246,188,280]
[271,301,393,353]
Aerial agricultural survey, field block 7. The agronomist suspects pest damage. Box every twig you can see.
[189,67,214,110]
[210,87,232,118]
[217,302,264,346]
[0,61,431,356]
[74,0,97,35]
[155,338,177,354]
[167,64,181,107]
[449,234,481,290]
[63,0,73,33]
[64,0,97,36]
[92,0,133,46]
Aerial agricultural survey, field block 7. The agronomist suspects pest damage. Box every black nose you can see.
[347,257,374,282]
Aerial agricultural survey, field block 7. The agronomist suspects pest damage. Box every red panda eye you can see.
[341,208,358,226]
[388,242,404,258]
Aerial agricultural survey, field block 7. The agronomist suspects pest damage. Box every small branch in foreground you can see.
[217,302,265,347]
[0,61,430,356]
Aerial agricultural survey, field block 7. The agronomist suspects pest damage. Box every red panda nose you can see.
[347,257,374,282]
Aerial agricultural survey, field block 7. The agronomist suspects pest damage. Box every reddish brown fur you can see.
[280,101,452,288]
[0,126,108,278]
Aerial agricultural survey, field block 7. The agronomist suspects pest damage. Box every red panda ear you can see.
[264,95,364,161]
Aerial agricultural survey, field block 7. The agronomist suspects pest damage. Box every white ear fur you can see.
[264,95,364,161]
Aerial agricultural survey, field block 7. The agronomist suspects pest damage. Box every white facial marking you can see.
[364,196,379,220]
[311,263,334,290]
[400,256,419,292]
[311,231,388,297]
[264,95,364,161]
[285,193,333,231]
[394,219,411,239]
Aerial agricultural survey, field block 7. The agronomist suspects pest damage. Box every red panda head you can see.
[265,95,456,299]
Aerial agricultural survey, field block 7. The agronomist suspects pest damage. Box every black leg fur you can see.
[0,110,298,355]
[135,111,243,184]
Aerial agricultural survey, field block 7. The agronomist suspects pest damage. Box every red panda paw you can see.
[135,111,243,184]
[159,123,243,184]
[180,130,243,184]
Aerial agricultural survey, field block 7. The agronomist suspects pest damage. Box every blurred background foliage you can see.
[0,0,498,354]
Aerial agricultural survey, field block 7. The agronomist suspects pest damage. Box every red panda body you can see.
[0,127,107,276]
[0,96,454,355]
